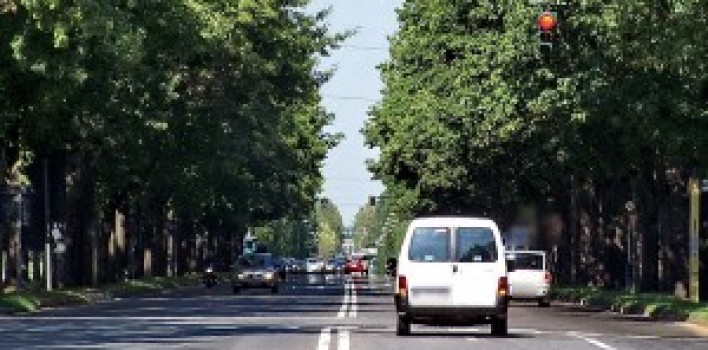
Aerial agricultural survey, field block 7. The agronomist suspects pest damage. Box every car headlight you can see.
[264,272,274,280]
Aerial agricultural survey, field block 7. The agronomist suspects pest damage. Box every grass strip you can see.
[0,274,201,314]
[552,286,708,325]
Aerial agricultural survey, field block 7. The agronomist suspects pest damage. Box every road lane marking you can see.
[0,316,336,322]
[337,282,350,318]
[349,283,357,318]
[317,327,332,350]
[573,335,617,350]
[338,328,350,350]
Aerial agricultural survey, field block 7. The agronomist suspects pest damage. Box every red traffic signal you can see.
[537,11,557,32]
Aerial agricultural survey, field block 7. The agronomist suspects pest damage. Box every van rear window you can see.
[408,228,450,262]
[456,227,498,262]
[507,253,543,270]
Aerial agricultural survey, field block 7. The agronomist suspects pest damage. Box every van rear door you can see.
[451,227,502,307]
[507,252,546,298]
[405,227,453,307]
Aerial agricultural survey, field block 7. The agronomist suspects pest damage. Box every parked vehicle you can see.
[506,250,551,307]
[232,253,281,294]
[394,217,511,336]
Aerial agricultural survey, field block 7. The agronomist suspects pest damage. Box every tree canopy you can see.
[0,0,344,285]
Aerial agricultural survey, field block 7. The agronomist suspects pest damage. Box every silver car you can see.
[232,253,281,294]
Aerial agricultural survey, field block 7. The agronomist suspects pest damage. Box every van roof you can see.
[409,216,497,227]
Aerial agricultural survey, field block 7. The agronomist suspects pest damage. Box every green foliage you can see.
[365,0,708,217]
[316,198,344,253]
[552,286,708,324]
[0,0,344,284]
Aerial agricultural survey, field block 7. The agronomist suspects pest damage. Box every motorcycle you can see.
[386,258,397,278]
[203,265,218,288]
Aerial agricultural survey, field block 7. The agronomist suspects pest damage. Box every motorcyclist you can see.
[203,257,218,288]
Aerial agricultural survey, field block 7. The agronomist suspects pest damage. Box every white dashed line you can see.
[574,335,617,350]
[338,328,350,350]
[349,283,358,318]
[316,327,332,350]
[336,280,357,318]
[337,282,350,318]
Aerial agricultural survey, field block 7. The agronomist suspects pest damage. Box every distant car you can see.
[324,259,337,274]
[232,253,281,294]
[305,258,324,273]
[506,250,551,307]
[345,258,368,276]
[294,259,306,273]
[333,258,346,274]
[394,217,510,336]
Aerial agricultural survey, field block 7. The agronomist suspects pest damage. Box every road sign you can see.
[55,242,66,254]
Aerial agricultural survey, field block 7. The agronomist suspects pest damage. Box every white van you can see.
[394,217,510,336]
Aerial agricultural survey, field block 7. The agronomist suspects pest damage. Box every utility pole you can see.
[14,187,26,291]
[688,175,700,302]
[44,157,52,291]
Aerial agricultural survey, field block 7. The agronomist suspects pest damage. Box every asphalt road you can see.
[0,274,706,349]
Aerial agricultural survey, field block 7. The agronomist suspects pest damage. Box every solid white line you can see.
[338,328,350,350]
[317,327,332,350]
[576,336,617,350]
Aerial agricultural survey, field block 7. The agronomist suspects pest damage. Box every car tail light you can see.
[398,275,408,298]
[498,277,509,297]
[544,272,552,285]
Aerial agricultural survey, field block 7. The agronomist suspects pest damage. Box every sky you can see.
[308,0,403,225]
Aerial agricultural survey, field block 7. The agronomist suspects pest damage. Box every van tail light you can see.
[398,275,408,298]
[544,272,552,285]
[497,277,509,297]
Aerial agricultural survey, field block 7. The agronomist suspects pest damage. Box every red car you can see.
[344,258,368,276]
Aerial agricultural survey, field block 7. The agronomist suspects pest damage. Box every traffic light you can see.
[369,196,377,207]
[537,10,558,53]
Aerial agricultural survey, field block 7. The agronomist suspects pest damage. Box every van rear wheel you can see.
[396,315,411,336]
[491,317,508,336]
[538,298,551,307]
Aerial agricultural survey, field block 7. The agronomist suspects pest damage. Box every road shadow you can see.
[0,322,330,349]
